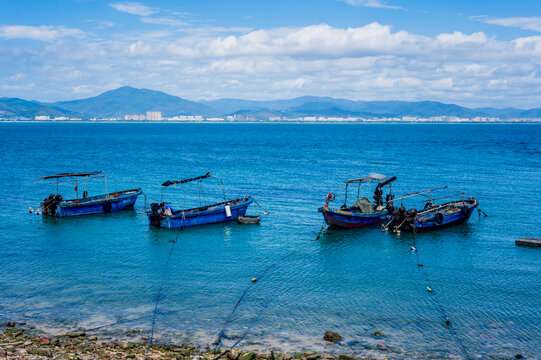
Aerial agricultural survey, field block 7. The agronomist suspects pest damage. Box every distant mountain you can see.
[1,86,540,120]
[53,86,216,118]
[0,97,75,118]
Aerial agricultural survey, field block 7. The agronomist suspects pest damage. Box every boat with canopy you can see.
[385,186,479,232]
[32,171,142,217]
[318,175,397,229]
[147,172,254,229]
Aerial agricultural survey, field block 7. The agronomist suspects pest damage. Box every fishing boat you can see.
[318,175,397,229]
[32,171,142,217]
[385,186,479,232]
[147,172,254,229]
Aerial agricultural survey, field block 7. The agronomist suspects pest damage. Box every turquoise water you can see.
[0,123,540,359]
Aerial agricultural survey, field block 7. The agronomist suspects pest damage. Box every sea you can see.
[0,122,540,359]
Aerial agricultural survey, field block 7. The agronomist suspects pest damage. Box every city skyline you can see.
[1,0,541,108]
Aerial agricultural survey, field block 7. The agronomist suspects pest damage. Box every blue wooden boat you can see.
[318,175,397,229]
[385,186,479,232]
[148,172,254,229]
[34,171,142,217]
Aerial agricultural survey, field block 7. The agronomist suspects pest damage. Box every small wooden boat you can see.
[318,175,397,229]
[148,172,254,229]
[33,171,142,217]
[238,215,261,224]
[386,186,479,232]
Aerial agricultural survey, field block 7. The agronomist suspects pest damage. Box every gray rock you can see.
[373,331,384,338]
[228,348,241,360]
[323,331,342,343]
[28,347,53,357]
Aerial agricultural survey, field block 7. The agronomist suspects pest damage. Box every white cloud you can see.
[479,17,541,32]
[339,0,402,10]
[4,22,541,107]
[0,25,83,41]
[110,2,155,16]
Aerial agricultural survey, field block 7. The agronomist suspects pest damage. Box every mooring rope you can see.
[212,222,327,357]
[145,216,184,355]
[410,227,473,360]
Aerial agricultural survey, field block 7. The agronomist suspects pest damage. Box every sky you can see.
[1,0,541,108]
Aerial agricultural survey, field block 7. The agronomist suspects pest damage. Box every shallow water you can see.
[0,123,540,359]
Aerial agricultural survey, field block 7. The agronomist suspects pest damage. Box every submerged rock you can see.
[323,331,342,343]
[66,331,86,338]
[373,331,384,338]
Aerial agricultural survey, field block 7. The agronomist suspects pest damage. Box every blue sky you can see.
[1,0,541,108]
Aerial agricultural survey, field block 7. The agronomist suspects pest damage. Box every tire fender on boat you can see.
[434,212,444,225]
[461,206,471,217]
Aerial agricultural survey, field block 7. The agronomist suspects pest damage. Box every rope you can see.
[410,226,473,360]
[145,215,184,355]
[212,222,327,356]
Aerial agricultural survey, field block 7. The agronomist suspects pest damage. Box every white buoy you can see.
[225,205,232,218]
[411,246,416,251]
[28,207,33,213]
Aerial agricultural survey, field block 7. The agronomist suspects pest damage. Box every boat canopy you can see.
[162,172,212,187]
[343,175,397,207]
[346,175,396,186]
[38,171,102,180]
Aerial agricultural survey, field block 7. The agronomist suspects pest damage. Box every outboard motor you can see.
[42,194,62,215]
[149,202,164,227]
[389,206,406,229]
[404,208,418,230]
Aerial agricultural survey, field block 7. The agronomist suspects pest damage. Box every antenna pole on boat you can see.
[104,175,108,198]
[56,178,59,195]
[76,180,79,201]
[344,182,349,206]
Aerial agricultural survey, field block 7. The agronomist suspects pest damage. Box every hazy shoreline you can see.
[1,120,541,124]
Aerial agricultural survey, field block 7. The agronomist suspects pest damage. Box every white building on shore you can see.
[146,111,162,121]
[125,114,145,120]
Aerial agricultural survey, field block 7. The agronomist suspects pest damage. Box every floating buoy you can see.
[445,317,450,325]
[417,263,423,267]
[251,278,257,282]
[36,211,41,215]
[410,246,416,251]
[225,205,232,218]
[427,286,433,292]
[28,207,33,213]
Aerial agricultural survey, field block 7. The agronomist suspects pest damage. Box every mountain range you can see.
[1,86,540,120]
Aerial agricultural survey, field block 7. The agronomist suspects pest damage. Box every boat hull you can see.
[318,206,388,229]
[149,197,253,229]
[43,188,142,217]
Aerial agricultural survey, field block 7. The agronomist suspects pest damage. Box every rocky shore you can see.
[0,324,363,360]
